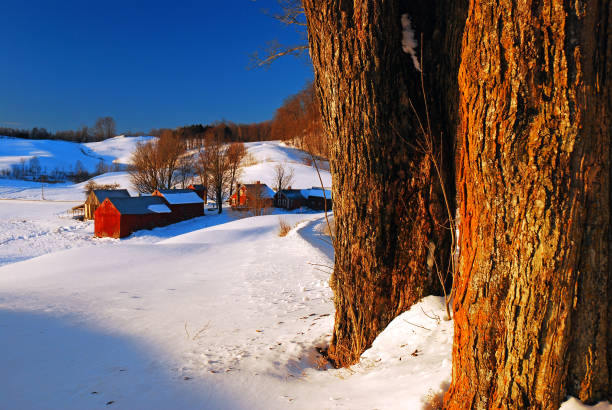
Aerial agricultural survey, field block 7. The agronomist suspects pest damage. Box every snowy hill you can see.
[240,141,331,189]
[0,140,332,201]
[0,135,153,175]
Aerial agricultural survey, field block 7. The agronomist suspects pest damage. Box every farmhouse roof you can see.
[92,189,130,203]
[154,189,204,205]
[243,183,275,198]
[107,196,171,215]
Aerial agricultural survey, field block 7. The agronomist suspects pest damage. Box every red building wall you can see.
[95,200,175,238]
[94,201,122,238]
[169,203,204,222]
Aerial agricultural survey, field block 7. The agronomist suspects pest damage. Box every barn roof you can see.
[92,189,130,203]
[107,196,172,215]
[276,189,306,200]
[188,184,206,191]
[155,189,204,205]
[301,187,332,199]
[243,183,275,199]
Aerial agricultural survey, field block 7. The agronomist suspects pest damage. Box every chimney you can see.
[288,186,291,190]
[256,180,260,184]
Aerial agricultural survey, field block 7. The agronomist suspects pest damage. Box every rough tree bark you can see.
[303,0,466,366]
[446,1,611,408]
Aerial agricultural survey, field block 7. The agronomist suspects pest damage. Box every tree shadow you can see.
[0,309,245,409]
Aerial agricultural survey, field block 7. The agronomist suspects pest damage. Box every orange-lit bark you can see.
[446,1,611,408]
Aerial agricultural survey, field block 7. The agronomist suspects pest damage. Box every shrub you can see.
[278,217,291,237]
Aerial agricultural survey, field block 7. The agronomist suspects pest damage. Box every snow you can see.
[561,398,612,410]
[148,204,172,213]
[0,135,151,174]
[85,135,154,165]
[401,14,421,72]
[0,139,608,409]
[240,141,332,190]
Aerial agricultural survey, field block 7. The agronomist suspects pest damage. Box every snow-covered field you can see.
[0,135,153,174]
[0,139,607,409]
[240,141,332,189]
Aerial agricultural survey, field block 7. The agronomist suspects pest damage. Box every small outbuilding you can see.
[230,181,274,209]
[94,196,172,238]
[301,187,333,211]
[274,188,306,210]
[152,189,204,222]
[84,189,131,220]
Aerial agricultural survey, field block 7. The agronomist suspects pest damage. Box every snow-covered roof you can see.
[243,183,275,199]
[301,187,332,199]
[107,196,170,215]
[147,204,171,213]
[276,189,306,200]
[155,189,204,205]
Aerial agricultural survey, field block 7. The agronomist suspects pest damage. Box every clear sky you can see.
[0,0,313,133]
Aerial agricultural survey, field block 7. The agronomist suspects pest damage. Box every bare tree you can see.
[176,153,195,189]
[247,183,272,216]
[92,117,116,141]
[129,131,187,193]
[226,142,247,199]
[272,162,294,192]
[200,136,231,213]
[250,0,308,68]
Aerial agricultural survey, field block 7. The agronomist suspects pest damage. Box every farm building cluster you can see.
[84,181,331,239]
[85,186,205,238]
[230,181,332,212]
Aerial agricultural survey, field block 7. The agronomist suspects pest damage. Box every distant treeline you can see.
[150,120,273,150]
[0,117,116,143]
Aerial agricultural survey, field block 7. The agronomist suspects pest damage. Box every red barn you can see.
[152,189,204,222]
[94,196,172,238]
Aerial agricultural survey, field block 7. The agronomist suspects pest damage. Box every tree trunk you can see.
[446,1,611,408]
[303,0,465,366]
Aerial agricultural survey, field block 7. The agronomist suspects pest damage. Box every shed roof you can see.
[243,183,275,199]
[155,189,204,205]
[301,187,332,199]
[106,196,171,215]
[91,189,130,203]
[276,189,306,200]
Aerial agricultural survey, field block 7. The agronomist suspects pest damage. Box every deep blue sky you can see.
[0,0,313,133]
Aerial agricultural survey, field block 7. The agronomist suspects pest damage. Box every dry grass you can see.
[322,218,335,238]
[423,389,444,410]
[278,217,292,237]
[241,152,259,167]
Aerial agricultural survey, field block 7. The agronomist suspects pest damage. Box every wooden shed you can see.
[84,189,130,220]
[152,189,204,222]
[94,196,172,238]
[274,188,306,210]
